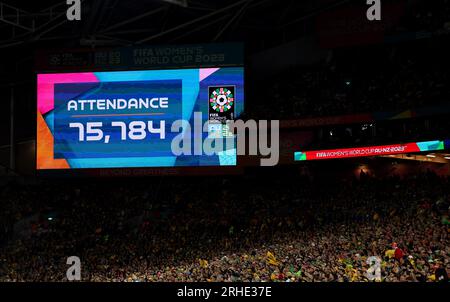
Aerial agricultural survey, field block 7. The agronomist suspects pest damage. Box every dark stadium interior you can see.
[0,0,449,284]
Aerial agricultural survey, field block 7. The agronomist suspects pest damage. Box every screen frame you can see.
[35,66,246,172]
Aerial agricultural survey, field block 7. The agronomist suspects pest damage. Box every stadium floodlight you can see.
[162,0,188,7]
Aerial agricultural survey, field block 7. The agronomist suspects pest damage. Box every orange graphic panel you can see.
[37,112,70,169]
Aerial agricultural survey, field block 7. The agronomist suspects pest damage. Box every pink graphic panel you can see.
[37,73,99,115]
[199,68,220,82]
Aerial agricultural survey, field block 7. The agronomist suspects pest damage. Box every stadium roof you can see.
[0,0,351,145]
[0,0,347,50]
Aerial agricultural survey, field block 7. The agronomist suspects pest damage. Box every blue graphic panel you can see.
[53,80,182,159]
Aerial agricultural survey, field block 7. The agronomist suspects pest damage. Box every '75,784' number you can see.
[69,121,166,144]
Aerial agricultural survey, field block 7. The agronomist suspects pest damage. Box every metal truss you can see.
[0,0,350,49]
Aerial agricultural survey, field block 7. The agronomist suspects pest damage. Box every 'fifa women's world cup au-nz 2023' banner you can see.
[37,67,244,170]
[294,140,445,161]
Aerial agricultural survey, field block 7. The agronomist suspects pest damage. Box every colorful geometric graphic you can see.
[210,87,234,112]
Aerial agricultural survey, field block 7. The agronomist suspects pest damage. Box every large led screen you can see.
[37,67,244,169]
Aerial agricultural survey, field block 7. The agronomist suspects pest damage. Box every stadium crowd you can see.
[0,0,449,285]
[251,0,450,120]
[0,171,449,282]
[253,37,450,120]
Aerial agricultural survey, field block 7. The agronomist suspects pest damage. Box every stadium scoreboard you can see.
[37,67,244,170]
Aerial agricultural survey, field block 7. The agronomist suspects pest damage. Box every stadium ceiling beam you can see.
[278,0,350,29]
[0,0,88,47]
[213,0,253,41]
[99,28,160,36]
[0,39,22,49]
[100,6,168,34]
[28,0,84,35]
[99,0,120,32]
[39,1,70,19]
[31,17,70,41]
[89,33,133,46]
[82,0,105,36]
[186,0,222,11]
[92,0,112,34]
[276,0,295,25]
[135,0,265,44]
[169,13,231,43]
[0,2,35,32]
[161,0,188,7]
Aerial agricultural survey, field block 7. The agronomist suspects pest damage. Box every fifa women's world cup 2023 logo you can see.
[210,87,234,113]
[208,86,235,123]
[208,86,236,138]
